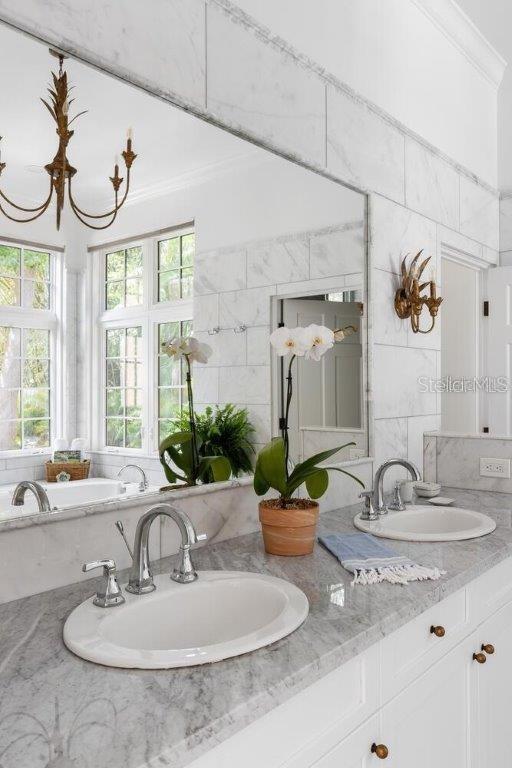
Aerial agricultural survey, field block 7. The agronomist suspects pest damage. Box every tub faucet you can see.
[126,504,207,595]
[117,463,148,492]
[372,459,421,516]
[12,481,51,513]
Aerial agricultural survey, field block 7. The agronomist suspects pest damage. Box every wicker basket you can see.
[45,460,91,482]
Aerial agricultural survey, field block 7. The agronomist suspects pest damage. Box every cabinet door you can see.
[309,715,380,768]
[471,600,512,768]
[380,643,469,768]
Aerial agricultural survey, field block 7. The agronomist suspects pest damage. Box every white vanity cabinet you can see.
[188,558,512,768]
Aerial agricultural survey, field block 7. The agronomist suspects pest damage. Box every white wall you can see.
[230,0,502,187]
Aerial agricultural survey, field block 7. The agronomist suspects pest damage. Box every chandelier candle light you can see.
[0,50,137,231]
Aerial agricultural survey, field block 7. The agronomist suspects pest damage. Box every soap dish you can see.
[428,497,455,506]
[414,481,441,498]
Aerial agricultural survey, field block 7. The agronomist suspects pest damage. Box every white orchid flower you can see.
[304,324,334,361]
[270,326,308,357]
[161,336,212,364]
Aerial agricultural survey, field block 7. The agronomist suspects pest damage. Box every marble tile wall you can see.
[423,433,512,493]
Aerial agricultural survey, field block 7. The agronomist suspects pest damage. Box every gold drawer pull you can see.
[473,652,487,664]
[430,625,445,638]
[481,643,495,655]
[371,743,389,759]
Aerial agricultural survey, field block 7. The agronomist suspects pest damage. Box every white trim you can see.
[411,0,506,88]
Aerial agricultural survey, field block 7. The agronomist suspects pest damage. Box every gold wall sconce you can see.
[394,251,443,334]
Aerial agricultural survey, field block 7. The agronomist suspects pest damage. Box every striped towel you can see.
[318,532,446,586]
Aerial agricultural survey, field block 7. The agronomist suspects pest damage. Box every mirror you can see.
[0,22,368,506]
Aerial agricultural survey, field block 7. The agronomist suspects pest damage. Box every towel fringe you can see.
[351,564,446,586]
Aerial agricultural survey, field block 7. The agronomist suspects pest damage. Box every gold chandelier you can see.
[0,50,137,231]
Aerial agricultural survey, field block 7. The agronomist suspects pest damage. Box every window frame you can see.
[0,239,62,457]
[91,224,194,457]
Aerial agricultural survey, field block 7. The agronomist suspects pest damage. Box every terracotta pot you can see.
[258,499,319,556]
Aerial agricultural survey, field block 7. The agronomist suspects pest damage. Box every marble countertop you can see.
[2,487,512,768]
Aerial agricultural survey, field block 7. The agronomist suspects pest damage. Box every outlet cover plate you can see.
[480,457,511,479]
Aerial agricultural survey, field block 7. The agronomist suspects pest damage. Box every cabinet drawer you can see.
[467,556,512,625]
[380,587,468,702]
[187,645,379,768]
[309,714,379,768]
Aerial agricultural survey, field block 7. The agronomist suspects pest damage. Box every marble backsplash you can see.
[423,432,512,493]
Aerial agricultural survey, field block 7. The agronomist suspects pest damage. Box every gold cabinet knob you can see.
[473,652,487,664]
[481,643,495,655]
[371,743,389,759]
[430,625,445,638]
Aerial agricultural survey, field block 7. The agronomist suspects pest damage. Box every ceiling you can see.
[0,23,259,208]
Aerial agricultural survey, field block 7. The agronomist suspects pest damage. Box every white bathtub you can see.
[0,477,160,521]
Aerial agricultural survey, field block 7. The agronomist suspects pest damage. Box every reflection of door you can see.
[487,266,512,435]
[282,298,362,461]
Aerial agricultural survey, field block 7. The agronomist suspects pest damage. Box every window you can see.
[105,326,143,448]
[157,319,192,443]
[94,225,194,454]
[157,233,194,301]
[0,244,51,309]
[105,246,143,309]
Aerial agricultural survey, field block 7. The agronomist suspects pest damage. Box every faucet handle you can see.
[82,559,125,608]
[359,490,379,522]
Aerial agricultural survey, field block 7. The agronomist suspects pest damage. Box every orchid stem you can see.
[283,354,295,484]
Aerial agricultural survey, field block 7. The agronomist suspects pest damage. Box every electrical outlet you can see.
[349,448,366,460]
[480,457,511,479]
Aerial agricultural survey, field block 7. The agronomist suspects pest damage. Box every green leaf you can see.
[159,430,193,453]
[253,460,270,495]
[286,464,333,497]
[257,437,287,496]
[199,455,231,482]
[324,466,365,488]
[159,455,178,484]
[288,442,356,485]
[305,469,329,499]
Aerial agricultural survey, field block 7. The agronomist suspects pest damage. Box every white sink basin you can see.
[63,571,309,669]
[354,505,496,542]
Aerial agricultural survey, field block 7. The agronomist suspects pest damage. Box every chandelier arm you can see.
[0,192,53,224]
[0,180,54,213]
[68,168,130,219]
[68,188,120,231]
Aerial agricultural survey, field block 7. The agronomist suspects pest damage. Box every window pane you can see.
[23,388,49,418]
[125,361,142,388]
[106,359,123,388]
[106,250,125,280]
[23,359,49,388]
[159,355,181,387]
[182,319,193,338]
[159,321,180,344]
[158,238,180,270]
[106,328,124,358]
[23,280,50,310]
[0,358,20,388]
[158,418,174,443]
[0,326,21,357]
[125,388,142,418]
[0,246,21,276]
[0,277,20,306]
[0,389,21,420]
[106,388,123,417]
[182,234,195,266]
[158,270,180,302]
[106,280,124,310]
[126,326,142,358]
[0,420,21,450]
[23,250,50,281]
[106,418,124,447]
[125,419,142,449]
[181,267,193,299]
[126,246,143,277]
[159,387,180,419]
[24,329,49,358]
[125,277,143,307]
[23,418,50,448]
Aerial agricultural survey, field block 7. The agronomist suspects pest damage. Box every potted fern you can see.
[254,324,363,556]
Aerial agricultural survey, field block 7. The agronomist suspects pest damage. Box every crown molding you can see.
[411,0,506,88]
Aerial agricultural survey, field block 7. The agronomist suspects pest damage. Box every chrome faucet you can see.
[126,504,207,595]
[117,463,148,492]
[12,481,51,512]
[372,459,421,515]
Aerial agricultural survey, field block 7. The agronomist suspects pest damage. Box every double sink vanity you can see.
[1,466,509,768]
